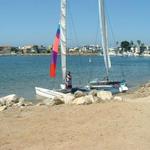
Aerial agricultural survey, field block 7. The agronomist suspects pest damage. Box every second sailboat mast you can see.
[98,0,111,79]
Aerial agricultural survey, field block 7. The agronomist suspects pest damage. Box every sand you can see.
[0,85,150,150]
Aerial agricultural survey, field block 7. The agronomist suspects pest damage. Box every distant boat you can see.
[89,58,92,63]
[87,0,128,93]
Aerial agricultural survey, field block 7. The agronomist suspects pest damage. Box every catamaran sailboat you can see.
[88,0,128,93]
[35,0,88,99]
[35,0,69,99]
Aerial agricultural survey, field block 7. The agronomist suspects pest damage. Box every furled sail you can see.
[98,0,111,78]
[60,0,67,81]
[50,25,60,78]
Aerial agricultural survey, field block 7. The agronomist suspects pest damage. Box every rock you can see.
[87,95,95,103]
[17,102,26,107]
[93,96,103,103]
[0,94,19,106]
[5,101,14,107]
[12,96,20,103]
[72,95,93,105]
[6,97,25,107]
[74,91,86,98]
[24,102,33,106]
[19,97,25,102]
[43,97,64,106]
[53,97,64,105]
[18,97,25,106]
[36,102,45,106]
[0,97,6,106]
[0,106,7,112]
[113,96,123,102]
[144,82,150,88]
[89,90,97,97]
[64,93,75,104]
[97,91,112,101]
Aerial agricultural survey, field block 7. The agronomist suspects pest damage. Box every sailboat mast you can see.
[60,0,67,81]
[98,0,111,79]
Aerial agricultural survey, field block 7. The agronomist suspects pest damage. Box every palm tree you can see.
[120,41,130,53]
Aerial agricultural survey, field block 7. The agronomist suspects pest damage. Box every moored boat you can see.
[87,0,128,93]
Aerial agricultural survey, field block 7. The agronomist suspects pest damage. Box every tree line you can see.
[118,40,147,54]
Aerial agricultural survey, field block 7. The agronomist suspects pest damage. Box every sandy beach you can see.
[0,84,150,150]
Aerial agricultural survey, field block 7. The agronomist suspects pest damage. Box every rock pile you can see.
[0,94,33,112]
[0,90,123,111]
[133,82,150,98]
[37,90,123,106]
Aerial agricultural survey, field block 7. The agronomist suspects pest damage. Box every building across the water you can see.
[21,45,47,54]
[0,45,13,54]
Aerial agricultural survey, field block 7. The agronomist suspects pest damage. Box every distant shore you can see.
[1,52,150,57]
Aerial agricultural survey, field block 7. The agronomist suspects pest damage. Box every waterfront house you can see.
[21,45,47,54]
[0,46,12,54]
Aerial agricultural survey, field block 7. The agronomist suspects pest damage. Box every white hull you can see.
[88,79,128,93]
[35,87,66,99]
[119,85,128,92]
[90,84,128,93]
[90,85,112,88]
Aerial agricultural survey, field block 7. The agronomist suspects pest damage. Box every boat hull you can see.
[88,80,128,93]
[35,87,66,99]
[35,87,90,99]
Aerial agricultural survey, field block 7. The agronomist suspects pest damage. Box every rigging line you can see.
[67,1,85,86]
[94,17,101,46]
[105,0,116,46]
[68,1,79,47]
[107,15,116,46]
[90,16,100,82]
[105,1,126,79]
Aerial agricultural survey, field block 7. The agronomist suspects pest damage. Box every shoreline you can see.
[0,80,149,102]
[0,82,150,149]
[1,53,150,57]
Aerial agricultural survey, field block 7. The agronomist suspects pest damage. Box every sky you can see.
[0,0,150,47]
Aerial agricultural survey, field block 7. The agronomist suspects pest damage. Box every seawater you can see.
[0,55,150,100]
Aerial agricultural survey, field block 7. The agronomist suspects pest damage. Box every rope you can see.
[67,1,84,87]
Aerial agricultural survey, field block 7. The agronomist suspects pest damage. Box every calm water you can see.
[0,55,150,100]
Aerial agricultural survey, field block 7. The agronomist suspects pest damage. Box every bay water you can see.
[0,55,150,100]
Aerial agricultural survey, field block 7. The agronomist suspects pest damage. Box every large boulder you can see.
[15,97,25,107]
[89,90,97,97]
[43,97,64,106]
[97,91,112,101]
[64,93,75,104]
[72,95,94,105]
[93,96,103,103]
[74,91,86,98]
[88,95,95,103]
[0,94,19,106]
[12,97,33,107]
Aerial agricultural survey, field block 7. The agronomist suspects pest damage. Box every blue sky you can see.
[0,0,150,47]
